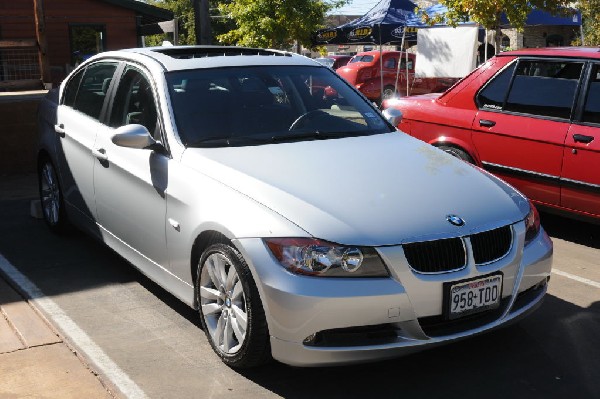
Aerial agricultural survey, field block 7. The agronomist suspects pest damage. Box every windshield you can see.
[166,65,391,147]
[315,58,335,68]
[350,55,374,63]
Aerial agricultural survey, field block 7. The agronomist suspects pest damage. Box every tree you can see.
[147,0,196,45]
[423,0,573,53]
[216,0,348,49]
[146,0,235,45]
[577,0,600,45]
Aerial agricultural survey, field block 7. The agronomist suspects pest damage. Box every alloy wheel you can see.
[200,252,248,354]
[40,162,60,225]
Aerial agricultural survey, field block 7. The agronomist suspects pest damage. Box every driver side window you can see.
[110,67,159,138]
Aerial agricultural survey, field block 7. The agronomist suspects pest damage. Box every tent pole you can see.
[394,28,406,97]
[405,45,409,95]
[484,29,488,61]
[379,23,384,105]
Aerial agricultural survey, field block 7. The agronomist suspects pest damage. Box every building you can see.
[0,0,172,90]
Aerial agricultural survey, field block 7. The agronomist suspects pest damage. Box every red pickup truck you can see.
[336,50,458,104]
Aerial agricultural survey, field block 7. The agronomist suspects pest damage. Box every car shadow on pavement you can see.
[1,195,598,398]
[540,211,600,249]
[238,295,600,399]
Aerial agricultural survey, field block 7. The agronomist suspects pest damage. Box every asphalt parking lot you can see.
[0,174,599,399]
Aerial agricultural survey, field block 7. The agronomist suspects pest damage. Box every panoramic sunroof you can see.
[152,47,292,59]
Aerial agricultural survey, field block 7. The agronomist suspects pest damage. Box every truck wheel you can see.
[382,85,397,100]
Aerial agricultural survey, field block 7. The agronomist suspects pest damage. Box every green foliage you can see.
[216,0,348,49]
[144,0,347,49]
[146,0,196,45]
[578,0,600,45]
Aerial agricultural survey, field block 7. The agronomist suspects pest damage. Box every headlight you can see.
[524,200,541,246]
[265,238,389,277]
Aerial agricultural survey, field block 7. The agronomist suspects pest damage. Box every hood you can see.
[383,92,442,108]
[336,66,359,84]
[181,133,528,246]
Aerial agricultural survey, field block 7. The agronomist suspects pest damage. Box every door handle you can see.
[479,119,496,127]
[92,148,108,161]
[54,124,65,138]
[573,134,594,144]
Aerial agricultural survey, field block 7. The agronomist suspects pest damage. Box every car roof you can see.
[497,46,600,60]
[355,50,401,56]
[95,45,321,71]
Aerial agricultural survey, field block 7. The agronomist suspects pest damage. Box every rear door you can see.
[55,61,118,226]
[472,59,584,207]
[561,62,600,216]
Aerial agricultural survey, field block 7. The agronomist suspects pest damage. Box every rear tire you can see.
[38,158,70,233]
[196,243,271,368]
[437,145,474,164]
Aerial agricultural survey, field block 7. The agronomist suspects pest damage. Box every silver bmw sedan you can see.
[37,46,552,368]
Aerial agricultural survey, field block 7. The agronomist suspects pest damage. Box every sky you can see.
[332,0,378,16]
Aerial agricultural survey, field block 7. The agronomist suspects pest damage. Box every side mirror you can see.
[111,124,157,150]
[382,108,403,127]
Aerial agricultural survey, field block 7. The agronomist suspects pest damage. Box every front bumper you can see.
[234,223,553,367]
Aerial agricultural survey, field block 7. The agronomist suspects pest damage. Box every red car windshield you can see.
[350,55,374,63]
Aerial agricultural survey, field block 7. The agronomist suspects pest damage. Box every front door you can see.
[93,65,170,267]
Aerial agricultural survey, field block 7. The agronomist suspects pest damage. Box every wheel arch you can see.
[430,138,481,165]
[190,230,232,308]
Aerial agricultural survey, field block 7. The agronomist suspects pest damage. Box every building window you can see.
[501,36,511,51]
[546,34,564,47]
[69,25,106,66]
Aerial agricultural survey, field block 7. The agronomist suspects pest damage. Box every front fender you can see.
[164,161,309,288]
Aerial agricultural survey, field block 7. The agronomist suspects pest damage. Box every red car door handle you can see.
[573,134,594,144]
[479,119,496,127]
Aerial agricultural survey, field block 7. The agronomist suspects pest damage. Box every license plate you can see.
[445,273,503,320]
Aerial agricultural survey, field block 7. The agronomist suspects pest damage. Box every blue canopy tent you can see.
[313,0,419,46]
[501,8,582,27]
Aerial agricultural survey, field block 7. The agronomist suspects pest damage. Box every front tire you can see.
[196,243,270,368]
[437,145,475,163]
[382,85,397,100]
[38,158,70,233]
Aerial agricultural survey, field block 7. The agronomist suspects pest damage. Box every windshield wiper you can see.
[271,130,371,143]
[188,135,276,148]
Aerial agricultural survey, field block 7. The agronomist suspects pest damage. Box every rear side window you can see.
[62,69,84,107]
[477,59,583,119]
[72,62,118,120]
[477,63,516,110]
[582,64,600,124]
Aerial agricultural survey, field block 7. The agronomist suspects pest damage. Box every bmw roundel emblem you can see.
[447,214,465,226]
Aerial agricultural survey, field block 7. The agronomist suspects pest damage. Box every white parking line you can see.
[0,254,148,399]
[553,268,600,289]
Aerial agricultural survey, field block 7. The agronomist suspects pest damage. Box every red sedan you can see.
[383,47,600,221]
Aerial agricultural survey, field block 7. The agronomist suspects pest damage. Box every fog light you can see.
[303,333,317,344]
